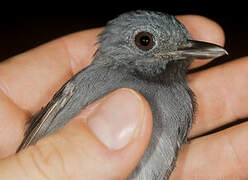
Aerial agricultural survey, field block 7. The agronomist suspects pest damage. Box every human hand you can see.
[0,15,245,180]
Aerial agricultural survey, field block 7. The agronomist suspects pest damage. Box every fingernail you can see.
[87,89,143,150]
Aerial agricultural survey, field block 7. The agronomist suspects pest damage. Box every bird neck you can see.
[92,50,191,83]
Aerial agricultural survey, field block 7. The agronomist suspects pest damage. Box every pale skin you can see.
[0,15,247,179]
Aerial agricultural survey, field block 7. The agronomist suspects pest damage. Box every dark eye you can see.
[134,32,155,51]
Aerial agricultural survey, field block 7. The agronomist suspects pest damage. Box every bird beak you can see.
[168,40,228,60]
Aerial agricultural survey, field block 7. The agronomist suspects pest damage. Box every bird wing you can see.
[16,81,75,152]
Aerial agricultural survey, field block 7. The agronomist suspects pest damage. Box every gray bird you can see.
[16,11,227,179]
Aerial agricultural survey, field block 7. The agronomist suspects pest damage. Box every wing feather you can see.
[16,81,75,152]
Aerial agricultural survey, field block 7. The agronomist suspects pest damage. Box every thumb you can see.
[0,88,153,180]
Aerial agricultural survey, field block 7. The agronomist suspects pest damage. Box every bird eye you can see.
[134,32,155,51]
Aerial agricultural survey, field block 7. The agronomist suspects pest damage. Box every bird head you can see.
[94,11,227,76]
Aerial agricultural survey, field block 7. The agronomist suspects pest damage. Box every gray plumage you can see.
[17,11,227,179]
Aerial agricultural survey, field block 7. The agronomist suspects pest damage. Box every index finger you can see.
[0,15,224,114]
[0,28,102,113]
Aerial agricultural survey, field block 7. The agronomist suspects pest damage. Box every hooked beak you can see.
[168,40,228,60]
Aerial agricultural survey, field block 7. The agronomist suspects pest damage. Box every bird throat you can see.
[130,60,190,83]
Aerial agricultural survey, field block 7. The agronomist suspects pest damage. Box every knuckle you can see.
[29,138,70,180]
[14,146,51,180]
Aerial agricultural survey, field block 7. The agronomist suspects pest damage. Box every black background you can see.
[0,7,247,67]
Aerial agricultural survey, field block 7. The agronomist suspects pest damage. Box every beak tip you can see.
[213,46,228,58]
[224,49,229,56]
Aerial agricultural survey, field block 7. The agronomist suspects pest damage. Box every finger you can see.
[188,56,248,138]
[0,28,102,113]
[176,15,225,69]
[0,90,27,158]
[170,121,248,179]
[0,89,153,180]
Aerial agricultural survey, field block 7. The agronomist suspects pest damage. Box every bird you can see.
[16,11,227,179]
